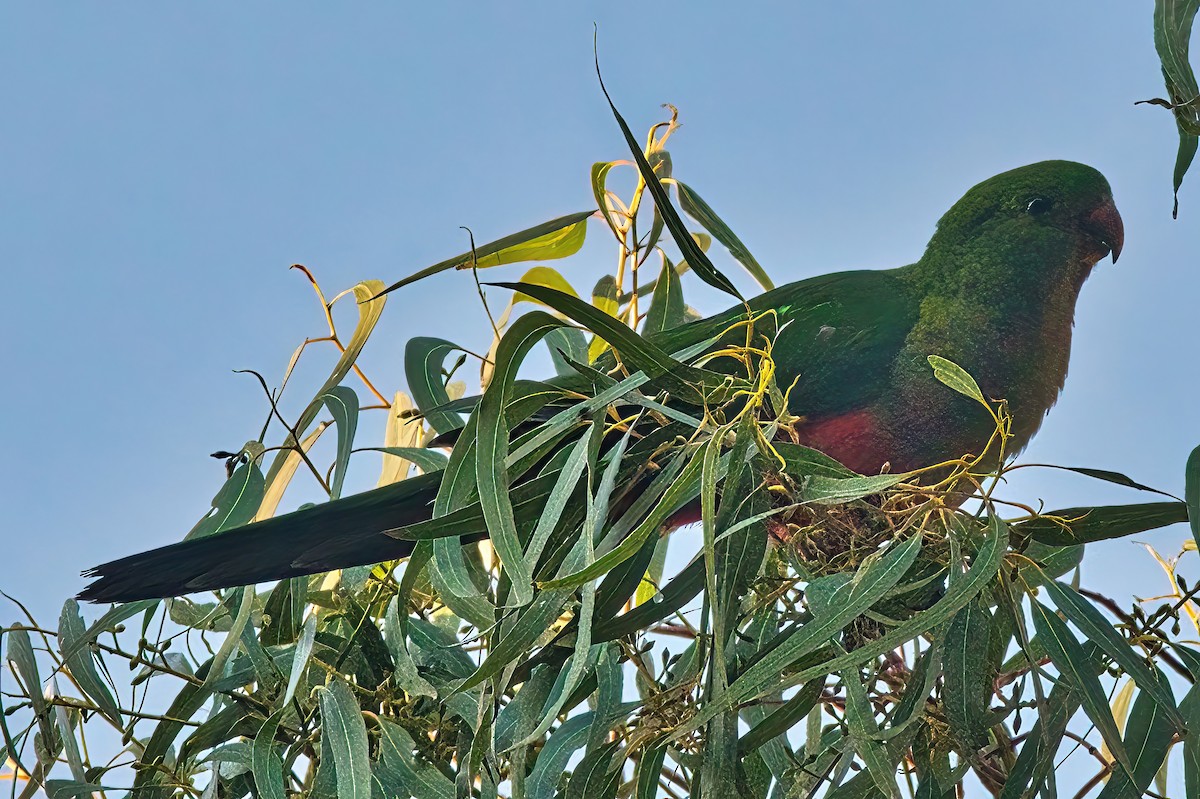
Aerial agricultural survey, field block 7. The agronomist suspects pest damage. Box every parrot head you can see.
[927,160,1124,274]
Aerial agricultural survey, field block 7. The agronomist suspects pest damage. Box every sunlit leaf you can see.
[927,355,986,405]
[255,421,330,521]
[376,391,424,487]
[588,275,620,362]
[263,279,385,487]
[377,210,594,296]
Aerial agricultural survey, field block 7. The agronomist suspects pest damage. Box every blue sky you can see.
[2,1,1198,788]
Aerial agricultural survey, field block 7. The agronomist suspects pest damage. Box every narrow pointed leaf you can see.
[491,280,726,402]
[596,70,741,299]
[320,385,359,500]
[676,180,774,289]
[1036,464,1177,498]
[251,710,287,799]
[377,210,594,296]
[1030,598,1134,779]
[317,679,371,799]
[1096,667,1177,798]
[186,460,266,540]
[1017,501,1188,546]
[644,255,687,335]
[1174,645,1200,799]
[739,678,824,754]
[282,613,317,707]
[264,279,385,486]
[476,311,567,605]
[942,598,994,753]
[843,668,900,798]
[538,447,708,590]
[58,599,122,726]
[701,533,923,723]
[363,446,448,474]
[1149,0,1200,215]
[404,337,465,434]
[1043,580,1185,730]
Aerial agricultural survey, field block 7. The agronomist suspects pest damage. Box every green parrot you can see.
[79,159,1122,603]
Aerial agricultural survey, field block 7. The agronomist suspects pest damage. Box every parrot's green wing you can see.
[647,268,919,420]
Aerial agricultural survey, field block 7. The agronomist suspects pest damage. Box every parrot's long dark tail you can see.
[77,470,444,604]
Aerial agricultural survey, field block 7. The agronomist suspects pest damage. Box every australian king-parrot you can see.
[78,159,1123,604]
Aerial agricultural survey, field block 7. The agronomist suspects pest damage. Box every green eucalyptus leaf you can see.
[1148,0,1200,216]
[186,460,266,540]
[1017,501,1188,546]
[688,533,923,731]
[404,337,465,435]
[361,446,448,474]
[317,679,371,799]
[1030,599,1134,780]
[842,667,900,798]
[676,180,774,290]
[643,255,687,335]
[1043,580,1185,731]
[251,710,287,799]
[927,355,986,405]
[1096,667,1177,798]
[58,600,122,726]
[597,76,741,299]
[942,598,994,754]
[475,310,567,605]
[320,385,359,500]
[375,719,454,799]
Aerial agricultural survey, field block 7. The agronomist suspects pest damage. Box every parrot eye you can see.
[1026,197,1054,215]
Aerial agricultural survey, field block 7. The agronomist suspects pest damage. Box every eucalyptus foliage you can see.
[5,75,1200,799]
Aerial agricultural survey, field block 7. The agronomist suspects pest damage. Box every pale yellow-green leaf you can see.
[1100,678,1137,781]
[254,421,331,522]
[263,280,387,488]
[377,392,424,487]
[927,355,987,405]
[459,215,588,270]
[482,267,581,390]
[588,275,620,362]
